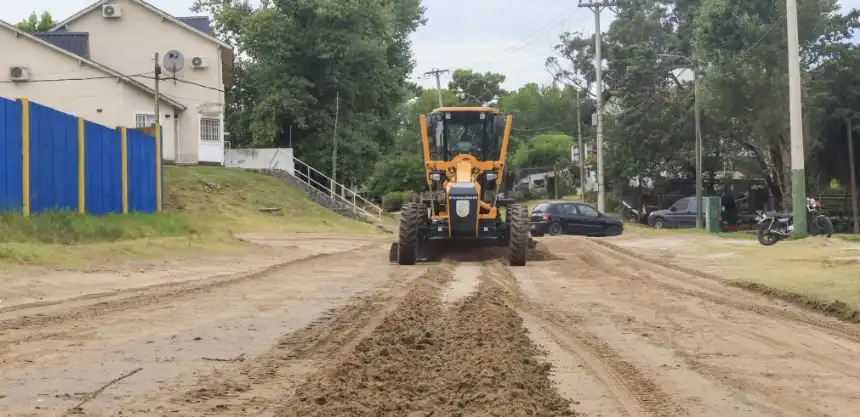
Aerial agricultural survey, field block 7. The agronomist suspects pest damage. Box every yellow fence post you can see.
[78,118,85,214]
[17,98,30,217]
[120,126,128,214]
[155,122,162,212]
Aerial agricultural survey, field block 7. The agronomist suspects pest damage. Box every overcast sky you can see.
[2,0,858,91]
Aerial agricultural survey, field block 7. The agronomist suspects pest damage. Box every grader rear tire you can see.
[507,203,529,266]
[397,203,420,265]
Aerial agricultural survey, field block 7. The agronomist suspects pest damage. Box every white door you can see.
[198,113,224,165]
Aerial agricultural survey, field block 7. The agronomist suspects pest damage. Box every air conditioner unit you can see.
[190,56,209,69]
[9,66,30,81]
[102,4,123,18]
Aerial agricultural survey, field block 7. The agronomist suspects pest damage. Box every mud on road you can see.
[3,233,860,416]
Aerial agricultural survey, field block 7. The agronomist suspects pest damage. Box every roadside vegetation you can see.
[0,166,379,268]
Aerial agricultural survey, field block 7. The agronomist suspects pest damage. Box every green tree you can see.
[193,0,426,185]
[694,0,859,205]
[447,69,507,104]
[509,134,573,169]
[366,154,426,198]
[807,45,860,190]
[16,11,55,32]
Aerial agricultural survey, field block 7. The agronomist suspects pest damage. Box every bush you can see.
[367,155,426,199]
[382,191,415,212]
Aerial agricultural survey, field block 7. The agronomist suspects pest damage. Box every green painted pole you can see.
[787,0,807,237]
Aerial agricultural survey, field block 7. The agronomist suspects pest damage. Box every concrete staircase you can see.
[264,169,366,221]
[259,156,385,228]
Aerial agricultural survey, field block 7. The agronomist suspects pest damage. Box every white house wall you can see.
[225,148,295,175]
[0,27,179,141]
[63,0,226,164]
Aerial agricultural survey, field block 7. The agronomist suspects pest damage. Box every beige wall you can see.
[0,27,179,160]
[63,0,227,164]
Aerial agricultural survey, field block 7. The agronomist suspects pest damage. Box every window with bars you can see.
[200,117,221,142]
[135,113,156,128]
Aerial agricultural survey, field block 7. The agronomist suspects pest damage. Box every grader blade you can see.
[389,243,398,263]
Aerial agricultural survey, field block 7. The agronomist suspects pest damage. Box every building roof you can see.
[33,32,90,59]
[177,16,212,35]
[51,0,232,50]
[0,20,186,111]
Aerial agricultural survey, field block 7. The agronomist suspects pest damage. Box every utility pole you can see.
[578,1,611,212]
[576,87,585,201]
[848,117,858,234]
[786,0,807,237]
[424,68,449,107]
[694,63,703,228]
[154,52,161,130]
[332,90,340,194]
[659,53,703,228]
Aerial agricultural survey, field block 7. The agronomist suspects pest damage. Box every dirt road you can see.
[2,233,860,416]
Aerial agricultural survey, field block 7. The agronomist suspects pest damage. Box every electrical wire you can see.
[0,72,152,84]
[608,14,783,118]
[511,117,577,132]
[141,75,226,92]
[468,4,585,69]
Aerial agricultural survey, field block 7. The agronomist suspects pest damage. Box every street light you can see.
[659,53,703,229]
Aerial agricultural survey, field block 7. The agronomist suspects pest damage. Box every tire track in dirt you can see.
[121,263,448,416]
[268,262,575,416]
[0,242,382,348]
[589,238,860,341]
[584,239,860,375]
[551,238,860,416]
[484,262,685,417]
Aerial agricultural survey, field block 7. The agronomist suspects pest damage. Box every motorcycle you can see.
[754,197,834,246]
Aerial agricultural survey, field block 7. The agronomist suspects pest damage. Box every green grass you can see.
[163,166,378,234]
[0,166,380,268]
[0,212,198,245]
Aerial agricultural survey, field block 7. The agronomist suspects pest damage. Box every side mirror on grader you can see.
[388,106,535,266]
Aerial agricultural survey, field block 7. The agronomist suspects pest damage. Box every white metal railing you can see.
[291,156,384,224]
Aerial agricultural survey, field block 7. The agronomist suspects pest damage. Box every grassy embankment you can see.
[0,166,379,267]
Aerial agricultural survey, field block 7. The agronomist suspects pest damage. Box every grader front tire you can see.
[397,203,420,265]
[507,203,529,266]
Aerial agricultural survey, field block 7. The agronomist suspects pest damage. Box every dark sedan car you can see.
[529,201,624,237]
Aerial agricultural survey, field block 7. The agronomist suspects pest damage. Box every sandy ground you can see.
[2,232,860,416]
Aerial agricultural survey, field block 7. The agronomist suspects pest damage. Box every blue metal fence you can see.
[0,97,163,215]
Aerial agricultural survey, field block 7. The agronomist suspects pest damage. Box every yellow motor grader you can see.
[389,106,533,266]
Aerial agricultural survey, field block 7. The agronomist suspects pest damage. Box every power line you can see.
[511,117,577,132]
[469,5,585,69]
[0,72,152,84]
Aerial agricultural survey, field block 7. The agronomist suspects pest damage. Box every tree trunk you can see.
[743,142,784,210]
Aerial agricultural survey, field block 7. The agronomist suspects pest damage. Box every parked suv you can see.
[529,201,624,237]
[647,196,697,229]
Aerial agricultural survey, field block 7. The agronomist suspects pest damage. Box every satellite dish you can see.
[162,50,185,74]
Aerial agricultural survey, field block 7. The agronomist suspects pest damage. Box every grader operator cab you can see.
[389,106,533,266]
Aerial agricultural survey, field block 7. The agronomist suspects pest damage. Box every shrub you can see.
[382,191,415,212]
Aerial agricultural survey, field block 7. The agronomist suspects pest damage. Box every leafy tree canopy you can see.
[16,11,55,32]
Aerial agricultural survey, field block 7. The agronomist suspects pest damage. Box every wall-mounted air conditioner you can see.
[191,56,209,69]
[9,66,30,81]
[102,5,123,18]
